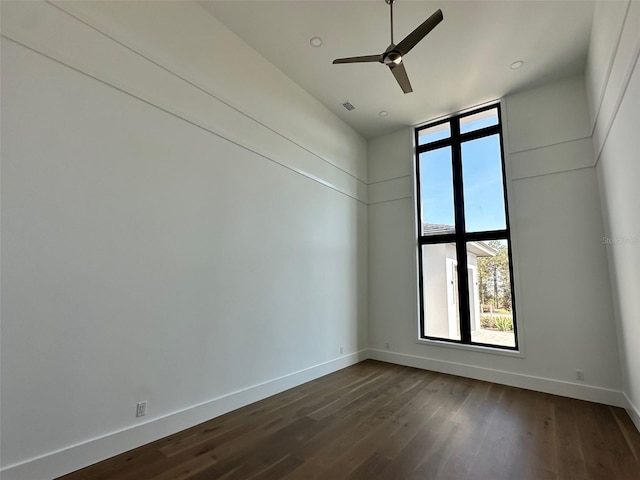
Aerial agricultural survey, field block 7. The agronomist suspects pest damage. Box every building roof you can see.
[422,223,455,235]
[467,242,498,257]
[422,224,498,257]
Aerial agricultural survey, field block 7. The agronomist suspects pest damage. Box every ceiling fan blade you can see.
[396,9,443,56]
[389,62,413,94]
[333,55,382,64]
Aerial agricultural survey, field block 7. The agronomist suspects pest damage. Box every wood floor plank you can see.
[554,395,589,480]
[612,406,640,461]
[148,455,217,480]
[429,380,503,480]
[467,386,531,480]
[574,399,620,480]
[374,374,469,463]
[56,360,640,480]
[499,388,538,480]
[190,416,323,480]
[591,404,640,479]
[366,375,477,480]
[346,452,391,480]
[279,369,425,478]
[57,446,166,480]
[529,393,558,480]
[163,367,387,469]
[286,371,439,480]
[158,366,365,457]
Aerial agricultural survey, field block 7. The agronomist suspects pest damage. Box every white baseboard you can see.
[0,350,368,480]
[368,349,627,408]
[3,349,632,480]
[624,393,640,433]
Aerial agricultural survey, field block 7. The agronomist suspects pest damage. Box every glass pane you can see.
[419,148,455,236]
[460,108,498,134]
[418,122,450,145]
[469,240,516,348]
[461,134,506,233]
[422,243,460,340]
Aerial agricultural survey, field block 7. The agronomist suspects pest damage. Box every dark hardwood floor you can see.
[57,360,640,480]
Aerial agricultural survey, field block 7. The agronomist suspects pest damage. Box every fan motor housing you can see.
[384,51,403,66]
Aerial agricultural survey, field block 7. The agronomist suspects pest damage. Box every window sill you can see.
[416,337,525,358]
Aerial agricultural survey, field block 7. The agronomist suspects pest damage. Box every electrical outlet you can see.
[576,370,585,381]
[136,401,147,418]
[385,342,390,350]
[340,346,343,354]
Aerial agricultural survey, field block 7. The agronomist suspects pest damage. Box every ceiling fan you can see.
[333,0,443,94]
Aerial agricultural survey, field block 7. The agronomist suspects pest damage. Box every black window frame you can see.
[415,103,519,351]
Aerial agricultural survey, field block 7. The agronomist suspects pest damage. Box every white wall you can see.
[368,75,623,407]
[586,0,640,431]
[585,0,629,126]
[0,1,368,478]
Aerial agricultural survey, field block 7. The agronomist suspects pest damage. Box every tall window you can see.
[415,104,518,350]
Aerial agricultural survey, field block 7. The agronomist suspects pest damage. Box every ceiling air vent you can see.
[341,101,356,111]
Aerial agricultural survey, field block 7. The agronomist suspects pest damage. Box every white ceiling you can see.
[201,0,595,139]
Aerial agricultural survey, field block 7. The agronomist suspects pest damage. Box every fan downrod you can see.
[385,0,396,45]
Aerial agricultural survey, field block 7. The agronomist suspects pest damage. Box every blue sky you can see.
[420,116,506,233]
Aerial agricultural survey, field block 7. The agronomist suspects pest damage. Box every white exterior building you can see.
[422,224,497,339]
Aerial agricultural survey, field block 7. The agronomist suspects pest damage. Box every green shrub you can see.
[494,316,513,332]
[480,314,513,332]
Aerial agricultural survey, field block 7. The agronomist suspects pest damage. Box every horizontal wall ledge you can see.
[510,137,595,180]
[368,175,412,205]
[1,1,367,204]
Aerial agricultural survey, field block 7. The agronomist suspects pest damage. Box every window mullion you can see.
[451,119,472,344]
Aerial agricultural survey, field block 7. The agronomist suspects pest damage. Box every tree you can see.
[477,241,511,313]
